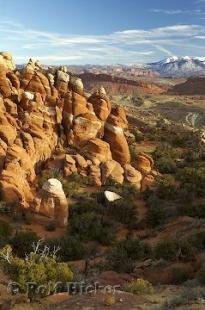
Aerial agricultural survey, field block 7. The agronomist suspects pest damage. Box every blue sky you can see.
[0,0,205,64]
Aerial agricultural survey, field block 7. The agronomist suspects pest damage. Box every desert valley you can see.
[0,49,205,309]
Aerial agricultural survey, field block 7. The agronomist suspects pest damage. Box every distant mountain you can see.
[148,56,205,77]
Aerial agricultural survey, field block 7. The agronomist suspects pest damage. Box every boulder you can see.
[39,178,68,227]
[124,164,142,185]
[81,138,112,165]
[141,174,155,192]
[101,160,124,184]
[72,154,88,175]
[104,191,122,202]
[64,154,77,177]
[89,165,101,186]
[134,153,154,175]
[67,113,102,148]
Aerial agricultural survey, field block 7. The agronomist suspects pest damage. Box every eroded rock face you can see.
[0,51,157,219]
[134,153,154,175]
[67,113,102,148]
[81,138,112,165]
[104,106,131,165]
[101,160,124,184]
[124,164,142,189]
[38,178,68,227]
[88,87,111,122]
[0,52,15,71]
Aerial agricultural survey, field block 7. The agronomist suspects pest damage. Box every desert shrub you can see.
[49,236,86,261]
[70,198,103,217]
[154,238,194,261]
[162,296,187,309]
[177,167,205,198]
[181,286,205,301]
[197,264,205,284]
[188,230,205,251]
[38,168,63,188]
[104,182,139,199]
[155,156,177,174]
[108,199,138,227]
[146,205,164,228]
[68,212,114,245]
[129,144,137,161]
[0,201,11,213]
[10,231,39,258]
[0,245,73,298]
[123,278,153,295]
[106,244,134,273]
[155,174,177,200]
[133,129,144,142]
[107,239,151,273]
[154,238,178,261]
[180,202,205,218]
[0,219,13,238]
[153,144,179,162]
[171,266,191,284]
[38,171,88,197]
[63,173,88,197]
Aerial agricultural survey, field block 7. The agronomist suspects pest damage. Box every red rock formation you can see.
[79,72,166,95]
[0,52,157,220]
[169,76,205,95]
[104,106,131,165]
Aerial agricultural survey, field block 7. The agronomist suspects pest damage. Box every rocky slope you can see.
[168,76,205,95]
[79,72,166,95]
[0,52,156,226]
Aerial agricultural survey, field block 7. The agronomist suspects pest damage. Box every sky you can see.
[0,0,205,64]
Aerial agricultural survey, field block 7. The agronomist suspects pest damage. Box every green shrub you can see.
[0,245,73,297]
[188,230,205,251]
[146,205,164,228]
[154,238,194,261]
[104,183,139,200]
[108,199,138,227]
[181,202,205,218]
[123,278,153,294]
[178,167,205,198]
[49,236,86,261]
[155,174,177,200]
[154,238,178,261]
[153,144,179,161]
[70,198,103,217]
[11,231,38,258]
[197,264,205,284]
[0,219,13,238]
[62,173,85,197]
[107,239,151,273]
[155,156,177,174]
[69,212,113,245]
[38,168,63,188]
[171,266,191,284]
[129,144,137,161]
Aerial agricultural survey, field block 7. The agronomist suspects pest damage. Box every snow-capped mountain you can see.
[148,56,205,77]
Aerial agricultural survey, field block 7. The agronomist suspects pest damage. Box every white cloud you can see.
[150,8,205,16]
[0,21,205,64]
